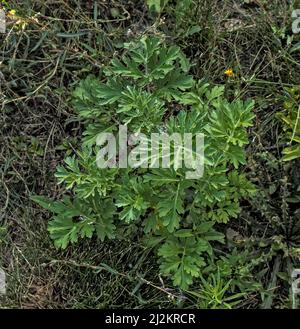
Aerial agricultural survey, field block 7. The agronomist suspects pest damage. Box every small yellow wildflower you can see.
[224,68,234,77]
[8,9,16,17]
[7,9,28,30]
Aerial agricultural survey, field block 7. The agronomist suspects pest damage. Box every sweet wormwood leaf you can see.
[156,184,184,232]
[158,237,208,289]
[48,215,95,249]
[33,35,255,289]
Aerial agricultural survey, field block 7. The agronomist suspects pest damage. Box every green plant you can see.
[146,0,193,20]
[243,149,300,308]
[147,0,201,39]
[146,0,165,14]
[205,247,262,294]
[32,35,255,290]
[186,270,247,309]
[277,87,300,161]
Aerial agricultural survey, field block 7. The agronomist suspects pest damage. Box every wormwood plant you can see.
[33,36,256,289]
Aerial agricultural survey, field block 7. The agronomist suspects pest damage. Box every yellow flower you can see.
[224,68,234,77]
[7,9,28,30]
[8,9,16,17]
